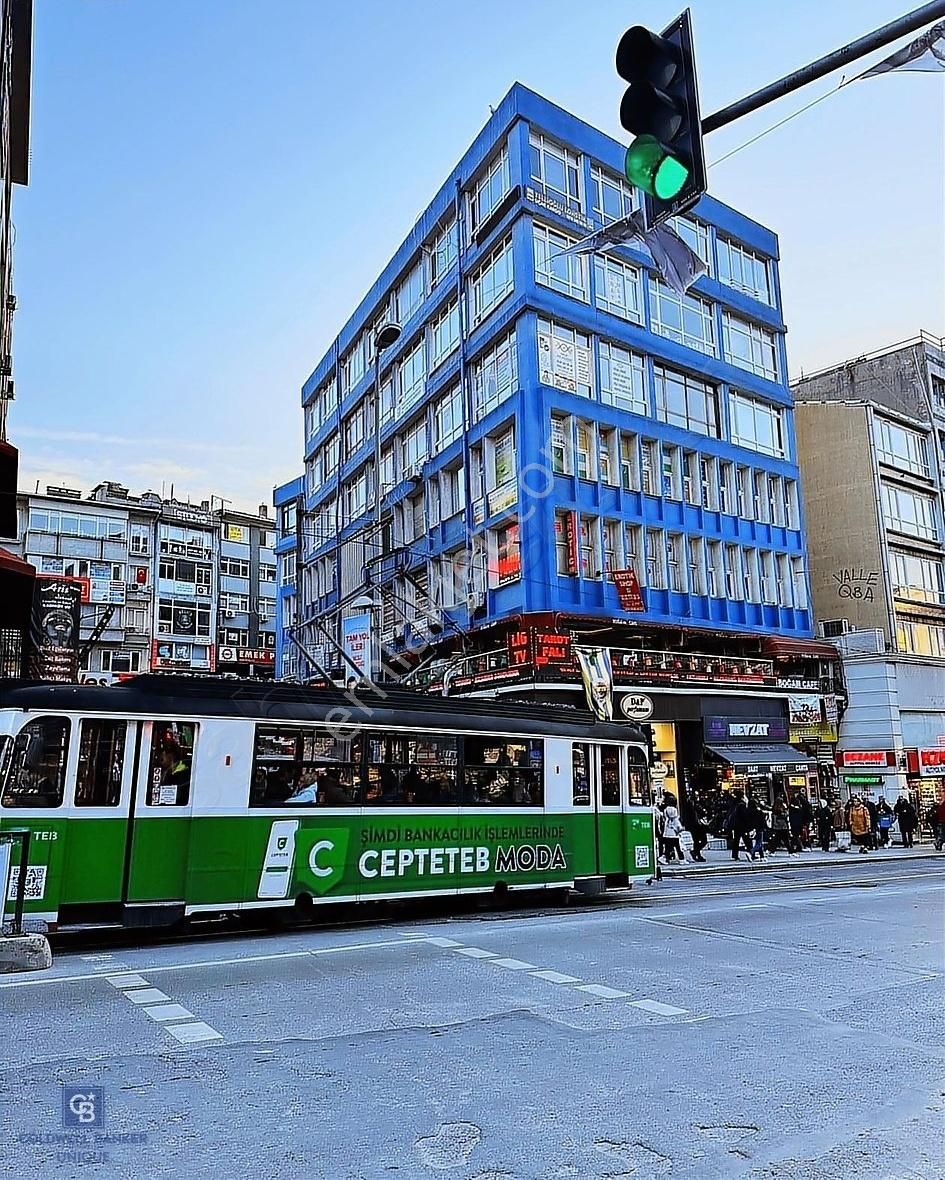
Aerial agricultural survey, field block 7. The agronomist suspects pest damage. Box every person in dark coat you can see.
[865,797,879,850]
[876,798,894,847]
[680,797,709,862]
[746,794,768,861]
[788,794,808,853]
[894,795,918,848]
[723,792,753,861]
[815,799,834,852]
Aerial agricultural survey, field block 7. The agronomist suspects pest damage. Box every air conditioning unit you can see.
[223,610,237,619]
[821,618,850,639]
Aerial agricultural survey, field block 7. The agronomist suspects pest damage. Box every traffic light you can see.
[616,10,705,228]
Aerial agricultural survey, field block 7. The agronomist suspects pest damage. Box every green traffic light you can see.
[624,134,689,200]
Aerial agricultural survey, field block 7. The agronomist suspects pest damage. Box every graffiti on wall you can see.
[831,567,879,602]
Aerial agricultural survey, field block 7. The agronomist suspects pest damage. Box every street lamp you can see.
[370,321,402,679]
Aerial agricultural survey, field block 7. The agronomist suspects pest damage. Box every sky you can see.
[10,0,944,512]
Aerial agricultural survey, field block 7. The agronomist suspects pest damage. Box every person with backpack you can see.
[876,798,894,847]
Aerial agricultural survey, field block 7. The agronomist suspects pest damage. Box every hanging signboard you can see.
[613,568,645,612]
[31,578,82,682]
[342,613,372,678]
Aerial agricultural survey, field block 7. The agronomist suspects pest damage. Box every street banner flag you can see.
[855,20,945,78]
[561,211,706,296]
[576,646,614,722]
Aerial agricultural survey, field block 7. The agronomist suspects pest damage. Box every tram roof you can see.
[0,675,646,744]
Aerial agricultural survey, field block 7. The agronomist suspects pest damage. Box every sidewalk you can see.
[658,842,942,879]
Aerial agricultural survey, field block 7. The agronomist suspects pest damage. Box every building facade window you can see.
[431,300,460,368]
[434,384,464,448]
[722,311,780,381]
[874,417,930,476]
[430,216,458,287]
[669,216,711,271]
[580,516,602,579]
[594,254,643,322]
[730,392,786,457]
[717,237,771,303]
[897,617,945,658]
[470,235,513,325]
[653,366,720,437]
[473,327,518,415]
[399,339,426,410]
[470,146,511,232]
[551,413,571,475]
[881,483,939,541]
[401,418,426,474]
[590,165,634,225]
[528,131,581,213]
[598,340,647,415]
[649,277,716,354]
[645,529,664,589]
[891,551,945,605]
[396,260,425,326]
[533,223,588,301]
[537,319,593,396]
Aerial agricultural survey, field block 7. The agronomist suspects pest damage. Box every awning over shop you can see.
[0,547,34,578]
[760,636,840,661]
[706,743,814,772]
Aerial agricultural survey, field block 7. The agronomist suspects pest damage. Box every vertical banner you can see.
[31,578,82,681]
[342,612,372,679]
[576,646,614,721]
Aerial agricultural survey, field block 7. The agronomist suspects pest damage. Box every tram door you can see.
[122,719,196,913]
[594,744,626,876]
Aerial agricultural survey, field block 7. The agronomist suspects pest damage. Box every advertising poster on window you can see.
[30,577,83,682]
[551,337,576,391]
[496,524,521,586]
[342,612,372,678]
[576,646,614,722]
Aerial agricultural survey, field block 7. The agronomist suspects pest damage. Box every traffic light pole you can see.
[701,0,945,134]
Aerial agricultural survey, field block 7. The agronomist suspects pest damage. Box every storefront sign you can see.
[839,750,894,768]
[651,761,669,779]
[913,748,945,778]
[342,613,372,677]
[843,775,883,786]
[564,512,579,576]
[524,186,594,231]
[218,647,275,665]
[613,568,645,612]
[705,716,788,742]
[620,693,654,721]
[788,694,821,726]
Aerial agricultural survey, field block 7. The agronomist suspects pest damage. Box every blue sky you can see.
[11,0,944,510]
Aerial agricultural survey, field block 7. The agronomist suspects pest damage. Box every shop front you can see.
[906,747,945,818]
[701,712,818,814]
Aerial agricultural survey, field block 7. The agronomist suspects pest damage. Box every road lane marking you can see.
[577,984,633,999]
[490,957,538,970]
[164,1021,223,1044]
[631,999,688,1016]
[105,974,149,988]
[123,987,172,1005]
[425,937,463,948]
[530,969,582,984]
[143,1003,195,1022]
[454,947,498,958]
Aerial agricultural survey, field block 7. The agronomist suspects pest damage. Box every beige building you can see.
[793,334,945,808]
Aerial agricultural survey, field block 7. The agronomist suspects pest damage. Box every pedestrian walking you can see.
[768,798,792,854]
[815,798,833,852]
[894,795,918,848]
[876,798,894,847]
[661,805,685,862]
[722,791,753,861]
[788,793,808,853]
[680,797,709,862]
[849,796,873,853]
[929,796,945,851]
[746,794,768,861]
[865,797,879,850]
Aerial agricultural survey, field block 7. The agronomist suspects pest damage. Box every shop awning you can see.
[760,636,841,661]
[0,547,34,578]
[706,743,814,771]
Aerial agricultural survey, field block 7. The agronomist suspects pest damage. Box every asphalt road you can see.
[1,863,943,1180]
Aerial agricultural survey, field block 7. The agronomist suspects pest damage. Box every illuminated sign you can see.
[839,750,893,768]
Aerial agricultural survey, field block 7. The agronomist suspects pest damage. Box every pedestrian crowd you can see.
[654,787,943,865]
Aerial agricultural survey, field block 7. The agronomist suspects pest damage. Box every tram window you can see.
[628,748,652,806]
[76,720,125,807]
[147,722,197,807]
[572,743,591,807]
[365,732,459,807]
[0,717,70,809]
[463,738,543,807]
[250,725,362,807]
[600,745,621,806]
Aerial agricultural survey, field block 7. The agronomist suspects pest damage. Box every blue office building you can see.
[294,84,844,810]
[273,476,303,680]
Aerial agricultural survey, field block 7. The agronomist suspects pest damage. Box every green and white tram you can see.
[0,676,656,930]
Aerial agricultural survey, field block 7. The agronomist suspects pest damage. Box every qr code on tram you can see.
[635,846,650,869]
[7,865,48,902]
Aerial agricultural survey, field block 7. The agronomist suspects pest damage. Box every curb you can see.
[659,850,942,879]
[0,933,53,974]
